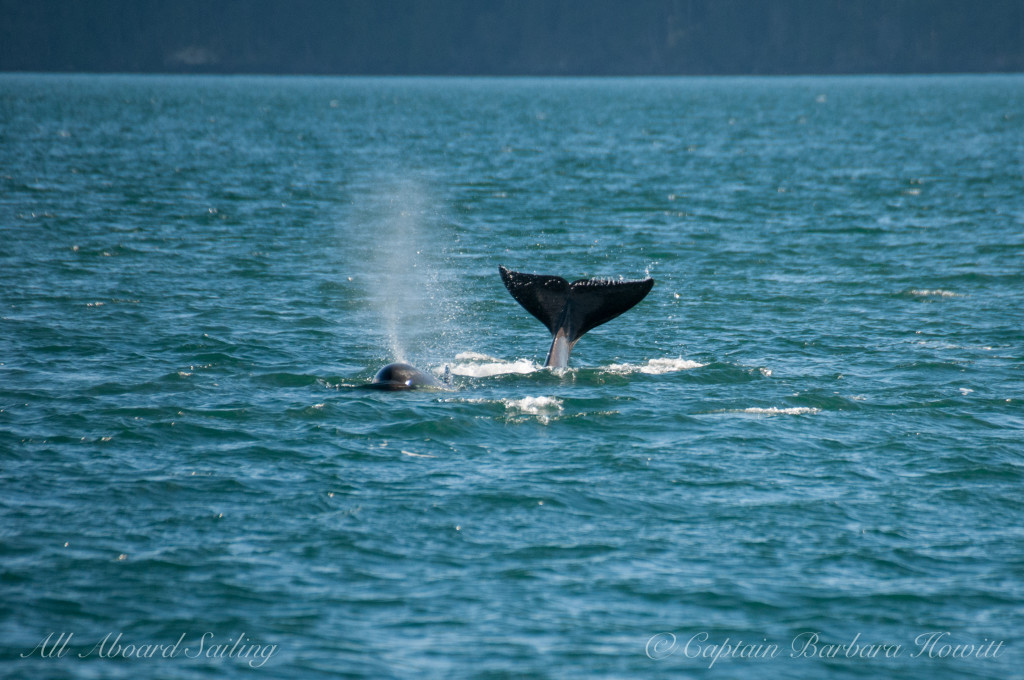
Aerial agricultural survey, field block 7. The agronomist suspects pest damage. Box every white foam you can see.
[401,450,435,458]
[440,395,564,423]
[445,356,541,378]
[454,351,498,361]
[909,289,961,298]
[736,407,820,416]
[604,358,706,375]
[503,396,563,414]
[439,397,490,405]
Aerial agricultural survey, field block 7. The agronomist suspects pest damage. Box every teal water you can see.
[1,74,1023,679]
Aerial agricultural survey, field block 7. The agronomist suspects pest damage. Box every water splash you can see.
[603,358,705,375]
[907,288,962,298]
[439,353,704,378]
[504,396,563,414]
[439,394,564,424]
[445,352,541,377]
[733,407,820,416]
[354,177,462,365]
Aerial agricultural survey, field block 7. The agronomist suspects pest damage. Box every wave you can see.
[440,394,565,424]
[503,396,564,414]
[419,352,708,385]
[441,395,563,412]
[602,357,706,375]
[443,353,542,378]
[906,288,962,298]
[441,353,704,379]
[733,406,821,416]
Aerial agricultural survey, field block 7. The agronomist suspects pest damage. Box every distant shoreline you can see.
[3,1,1021,77]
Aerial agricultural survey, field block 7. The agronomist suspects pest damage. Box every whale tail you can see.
[499,265,654,368]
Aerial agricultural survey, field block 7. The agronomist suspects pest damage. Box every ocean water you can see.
[1,74,1022,679]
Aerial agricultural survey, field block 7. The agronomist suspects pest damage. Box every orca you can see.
[368,362,444,390]
[499,265,654,368]
[366,266,653,389]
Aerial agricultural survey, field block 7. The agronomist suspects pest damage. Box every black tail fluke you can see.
[499,265,654,368]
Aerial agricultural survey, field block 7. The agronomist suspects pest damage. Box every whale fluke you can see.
[499,265,654,368]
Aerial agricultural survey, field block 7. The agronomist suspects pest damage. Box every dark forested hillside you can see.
[2,0,1022,75]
